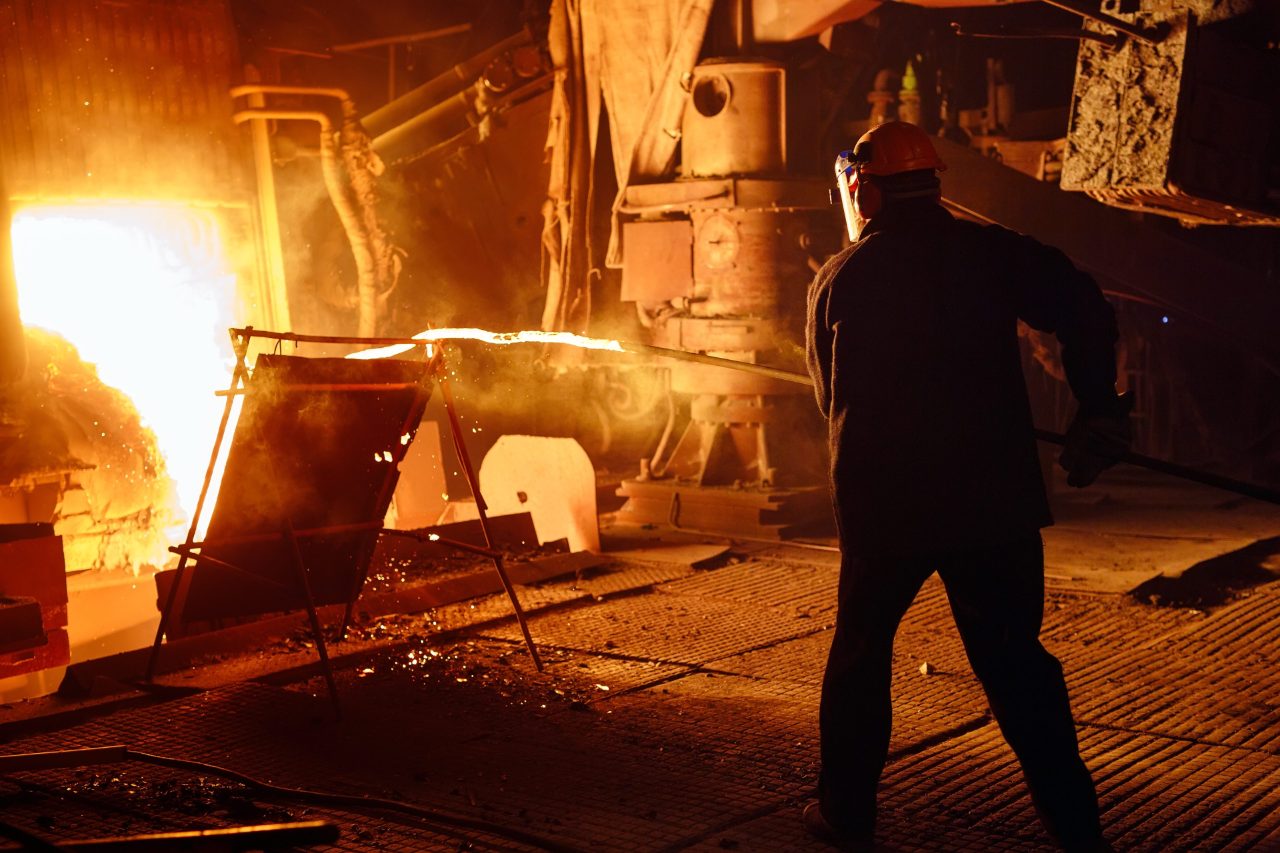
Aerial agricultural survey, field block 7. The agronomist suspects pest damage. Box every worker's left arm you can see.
[997,227,1119,410]
[997,227,1129,485]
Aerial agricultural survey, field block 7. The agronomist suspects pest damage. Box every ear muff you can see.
[852,173,882,220]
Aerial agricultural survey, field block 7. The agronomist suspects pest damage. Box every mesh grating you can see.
[482,593,826,665]
[878,723,1280,852]
[656,560,839,616]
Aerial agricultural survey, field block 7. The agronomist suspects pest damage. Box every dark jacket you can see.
[806,200,1118,556]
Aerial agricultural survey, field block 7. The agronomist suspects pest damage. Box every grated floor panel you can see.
[878,722,1280,852]
[2,538,1279,852]
[573,561,699,598]
[1070,647,1280,751]
[482,593,826,666]
[1145,583,1280,662]
[656,560,839,618]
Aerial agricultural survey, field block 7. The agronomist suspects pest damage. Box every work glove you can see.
[1059,393,1133,488]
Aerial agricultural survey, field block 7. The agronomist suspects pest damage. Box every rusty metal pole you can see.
[1036,0,1168,45]
[283,519,342,719]
[146,330,251,682]
[436,369,544,671]
[1033,429,1280,507]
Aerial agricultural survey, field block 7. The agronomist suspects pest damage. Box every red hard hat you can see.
[851,121,946,176]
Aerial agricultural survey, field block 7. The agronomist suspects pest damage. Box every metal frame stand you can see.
[145,328,544,717]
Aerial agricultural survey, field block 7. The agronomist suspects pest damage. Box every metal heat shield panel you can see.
[178,354,433,622]
[619,219,693,303]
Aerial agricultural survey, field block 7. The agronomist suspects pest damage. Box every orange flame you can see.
[12,203,239,563]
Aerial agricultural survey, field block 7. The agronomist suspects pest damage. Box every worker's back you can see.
[808,200,1061,555]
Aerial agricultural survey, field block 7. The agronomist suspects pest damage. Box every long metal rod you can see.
[350,330,1280,506]
[612,341,1280,507]
[283,520,342,718]
[0,746,128,774]
[438,372,544,671]
[1033,429,1280,506]
[146,333,250,682]
[331,23,472,53]
[216,382,423,396]
[379,527,503,559]
[951,22,1121,48]
[229,327,435,348]
[165,547,294,593]
[173,521,384,550]
[1036,0,1167,45]
[618,341,813,386]
[56,821,338,851]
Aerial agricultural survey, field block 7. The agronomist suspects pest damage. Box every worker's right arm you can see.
[806,262,836,418]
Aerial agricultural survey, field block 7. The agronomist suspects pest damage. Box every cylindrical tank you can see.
[682,59,786,178]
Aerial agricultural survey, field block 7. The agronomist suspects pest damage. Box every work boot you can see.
[802,801,875,852]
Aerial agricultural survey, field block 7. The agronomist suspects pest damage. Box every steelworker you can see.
[803,121,1128,852]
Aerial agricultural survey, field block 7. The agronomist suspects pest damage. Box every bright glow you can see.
[12,204,239,549]
[348,327,625,360]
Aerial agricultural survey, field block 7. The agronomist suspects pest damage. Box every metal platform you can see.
[2,521,1280,850]
[614,478,832,540]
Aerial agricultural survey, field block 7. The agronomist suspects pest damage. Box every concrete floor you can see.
[1,471,1279,851]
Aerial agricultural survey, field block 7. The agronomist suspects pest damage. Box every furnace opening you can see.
[10,203,241,570]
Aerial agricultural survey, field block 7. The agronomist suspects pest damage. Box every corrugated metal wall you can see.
[0,0,247,202]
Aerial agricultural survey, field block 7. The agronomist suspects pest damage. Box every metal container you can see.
[682,60,786,178]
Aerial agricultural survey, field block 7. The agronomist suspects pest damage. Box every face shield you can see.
[834,150,864,242]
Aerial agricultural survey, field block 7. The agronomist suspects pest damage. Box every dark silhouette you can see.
[804,121,1128,852]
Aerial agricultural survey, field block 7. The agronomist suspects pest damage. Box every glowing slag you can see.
[348,328,626,360]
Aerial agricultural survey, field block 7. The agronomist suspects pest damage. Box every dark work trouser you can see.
[818,533,1102,849]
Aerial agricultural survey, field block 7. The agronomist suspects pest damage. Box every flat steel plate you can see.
[180,355,433,622]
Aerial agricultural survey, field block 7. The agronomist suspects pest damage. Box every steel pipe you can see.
[230,84,351,104]
[360,30,530,138]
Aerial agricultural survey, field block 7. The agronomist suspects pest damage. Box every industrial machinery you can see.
[613,59,841,538]
[1062,0,1280,225]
